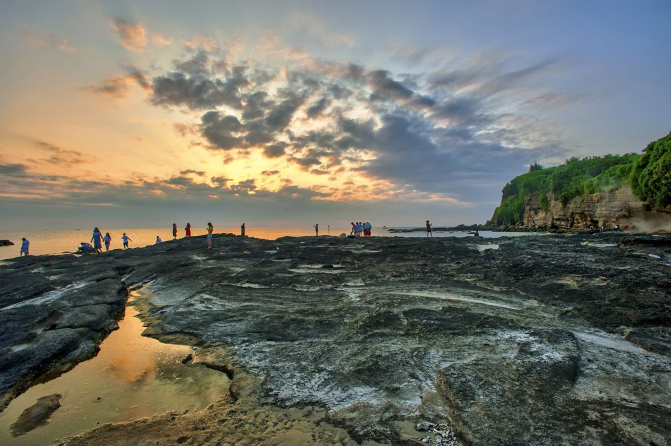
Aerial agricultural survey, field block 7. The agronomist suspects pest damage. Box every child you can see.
[122,233,132,249]
[156,236,162,244]
[20,238,29,257]
[104,232,111,251]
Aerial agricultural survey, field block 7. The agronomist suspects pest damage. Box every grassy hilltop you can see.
[491,132,671,226]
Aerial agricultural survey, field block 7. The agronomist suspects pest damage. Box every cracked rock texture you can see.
[1,233,670,445]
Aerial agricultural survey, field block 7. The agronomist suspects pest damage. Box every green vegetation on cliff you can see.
[491,133,671,225]
[630,133,671,210]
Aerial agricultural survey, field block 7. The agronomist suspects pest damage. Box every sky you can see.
[0,0,669,229]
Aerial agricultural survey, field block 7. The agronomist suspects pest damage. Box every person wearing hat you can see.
[122,233,132,249]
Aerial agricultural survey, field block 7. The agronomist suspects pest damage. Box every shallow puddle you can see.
[0,291,230,445]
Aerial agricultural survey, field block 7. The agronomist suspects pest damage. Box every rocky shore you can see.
[1,233,670,445]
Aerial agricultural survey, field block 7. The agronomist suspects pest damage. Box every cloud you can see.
[201,111,244,150]
[84,45,571,211]
[151,69,245,109]
[367,69,414,102]
[152,34,172,47]
[84,66,151,99]
[265,94,305,130]
[0,163,29,177]
[111,18,147,52]
[111,18,173,52]
[305,97,331,118]
[291,156,321,169]
[180,169,206,176]
[32,140,89,167]
[23,29,77,53]
[263,142,288,158]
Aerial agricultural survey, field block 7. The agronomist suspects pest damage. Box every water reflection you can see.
[0,292,230,445]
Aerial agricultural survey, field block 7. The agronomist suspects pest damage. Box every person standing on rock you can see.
[363,221,372,237]
[314,223,319,236]
[91,227,103,253]
[104,232,112,251]
[20,237,29,257]
[172,223,177,240]
[185,222,192,238]
[241,223,246,237]
[207,222,214,249]
[426,220,433,237]
[122,233,132,250]
[156,236,162,244]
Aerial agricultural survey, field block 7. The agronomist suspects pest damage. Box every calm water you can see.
[0,290,230,445]
[0,227,533,261]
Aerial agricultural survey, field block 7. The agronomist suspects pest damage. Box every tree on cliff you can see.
[630,133,671,210]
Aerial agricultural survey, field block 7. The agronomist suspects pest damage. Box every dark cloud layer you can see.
[86,45,568,209]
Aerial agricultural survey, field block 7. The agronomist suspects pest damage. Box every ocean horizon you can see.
[0,227,532,260]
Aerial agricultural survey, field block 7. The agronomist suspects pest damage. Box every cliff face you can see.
[522,186,646,229]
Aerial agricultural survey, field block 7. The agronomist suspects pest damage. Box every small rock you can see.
[96,396,102,401]
[181,353,193,364]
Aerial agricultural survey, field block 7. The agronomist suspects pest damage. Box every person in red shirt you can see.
[185,222,192,238]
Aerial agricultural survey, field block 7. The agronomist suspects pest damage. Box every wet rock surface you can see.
[0,255,128,410]
[1,233,671,445]
[10,393,62,436]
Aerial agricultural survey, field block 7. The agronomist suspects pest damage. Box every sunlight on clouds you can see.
[0,13,585,225]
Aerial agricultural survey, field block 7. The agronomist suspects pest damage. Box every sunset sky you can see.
[1,0,669,229]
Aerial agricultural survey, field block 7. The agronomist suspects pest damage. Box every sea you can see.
[0,227,533,261]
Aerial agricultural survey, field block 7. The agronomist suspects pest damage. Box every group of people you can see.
[79,228,133,253]
[590,223,628,232]
[17,219,452,258]
[173,223,193,239]
[77,222,209,254]
[350,221,373,237]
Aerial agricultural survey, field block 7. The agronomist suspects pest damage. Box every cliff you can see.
[522,186,645,230]
[490,132,671,231]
